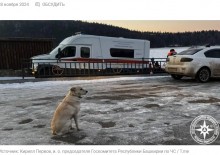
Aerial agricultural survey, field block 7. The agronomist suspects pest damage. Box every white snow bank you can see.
[0,76,168,89]
[0,77,34,80]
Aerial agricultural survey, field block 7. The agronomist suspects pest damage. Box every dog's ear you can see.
[70,87,76,92]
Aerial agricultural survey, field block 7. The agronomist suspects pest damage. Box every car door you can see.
[58,46,76,69]
[59,46,76,61]
[204,49,220,77]
[79,45,92,69]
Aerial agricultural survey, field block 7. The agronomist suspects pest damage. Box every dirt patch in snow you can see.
[98,121,116,128]
[113,107,138,113]
[144,104,160,108]
[86,94,145,101]
[33,124,46,128]
[188,97,220,103]
[18,118,33,124]
[2,128,14,131]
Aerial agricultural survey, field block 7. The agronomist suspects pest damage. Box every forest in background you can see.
[0,20,220,48]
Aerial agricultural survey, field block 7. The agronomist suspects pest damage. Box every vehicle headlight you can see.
[32,63,38,71]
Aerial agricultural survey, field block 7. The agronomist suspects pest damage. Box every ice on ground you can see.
[0,77,34,80]
[0,76,166,90]
[0,76,220,145]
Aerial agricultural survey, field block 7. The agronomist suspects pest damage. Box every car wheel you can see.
[196,67,210,83]
[171,74,183,80]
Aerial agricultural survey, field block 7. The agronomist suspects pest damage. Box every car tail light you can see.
[180,58,193,62]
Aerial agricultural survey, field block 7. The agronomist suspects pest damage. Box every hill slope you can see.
[0,20,220,47]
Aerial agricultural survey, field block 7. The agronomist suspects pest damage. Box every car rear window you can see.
[178,48,203,55]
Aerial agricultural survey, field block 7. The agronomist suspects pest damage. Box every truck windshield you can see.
[49,45,63,55]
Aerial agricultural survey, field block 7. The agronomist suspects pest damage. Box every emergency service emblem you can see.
[190,115,219,144]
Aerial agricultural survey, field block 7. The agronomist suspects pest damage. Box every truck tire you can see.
[40,68,51,77]
[112,68,122,74]
[52,65,64,75]
[36,65,52,78]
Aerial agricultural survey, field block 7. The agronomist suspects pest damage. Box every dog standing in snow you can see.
[51,87,88,135]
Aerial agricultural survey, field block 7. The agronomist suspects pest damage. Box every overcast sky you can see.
[89,20,220,33]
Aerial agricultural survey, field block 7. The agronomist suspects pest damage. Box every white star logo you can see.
[190,115,219,144]
[195,120,214,140]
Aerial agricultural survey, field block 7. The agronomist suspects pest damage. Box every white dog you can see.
[51,87,88,135]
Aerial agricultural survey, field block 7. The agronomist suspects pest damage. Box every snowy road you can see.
[0,76,220,145]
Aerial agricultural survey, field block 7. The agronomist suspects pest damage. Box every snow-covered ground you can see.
[0,77,34,80]
[1,46,219,145]
[0,76,220,145]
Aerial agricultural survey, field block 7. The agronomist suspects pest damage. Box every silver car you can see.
[165,45,220,82]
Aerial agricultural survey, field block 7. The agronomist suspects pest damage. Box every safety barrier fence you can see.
[21,58,167,78]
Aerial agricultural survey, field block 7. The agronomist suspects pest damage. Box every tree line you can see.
[0,20,219,47]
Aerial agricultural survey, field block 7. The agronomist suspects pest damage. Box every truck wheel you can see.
[52,65,64,75]
[112,68,122,74]
[196,67,210,83]
[171,74,183,80]
[37,67,52,77]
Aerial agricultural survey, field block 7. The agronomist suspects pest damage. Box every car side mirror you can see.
[56,48,62,59]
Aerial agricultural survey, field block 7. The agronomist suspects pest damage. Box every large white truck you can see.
[31,34,150,76]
